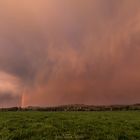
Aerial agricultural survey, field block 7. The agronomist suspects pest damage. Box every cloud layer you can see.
[0,0,140,107]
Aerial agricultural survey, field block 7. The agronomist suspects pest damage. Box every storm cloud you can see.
[0,91,20,107]
[0,0,140,107]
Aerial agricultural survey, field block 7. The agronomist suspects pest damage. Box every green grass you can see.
[0,111,140,140]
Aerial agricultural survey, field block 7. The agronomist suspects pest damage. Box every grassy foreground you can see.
[0,111,140,140]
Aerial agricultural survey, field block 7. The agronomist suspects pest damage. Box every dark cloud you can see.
[0,91,20,107]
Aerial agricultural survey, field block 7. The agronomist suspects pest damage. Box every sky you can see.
[0,0,140,107]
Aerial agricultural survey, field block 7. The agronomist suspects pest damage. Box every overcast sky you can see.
[0,0,140,107]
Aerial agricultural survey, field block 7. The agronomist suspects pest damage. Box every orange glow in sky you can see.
[0,0,140,107]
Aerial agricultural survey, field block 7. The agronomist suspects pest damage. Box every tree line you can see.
[0,104,140,111]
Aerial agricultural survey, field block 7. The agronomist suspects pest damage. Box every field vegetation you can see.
[0,111,140,140]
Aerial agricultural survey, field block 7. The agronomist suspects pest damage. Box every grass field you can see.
[0,111,140,140]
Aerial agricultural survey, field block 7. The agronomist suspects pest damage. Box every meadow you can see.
[0,111,140,140]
